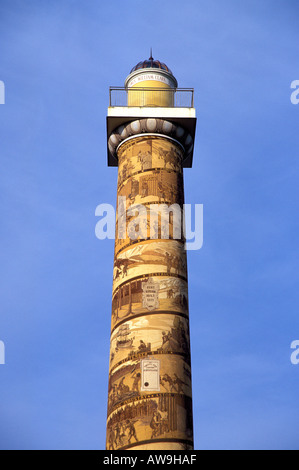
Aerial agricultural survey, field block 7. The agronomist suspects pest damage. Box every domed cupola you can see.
[129,54,173,75]
[125,53,178,89]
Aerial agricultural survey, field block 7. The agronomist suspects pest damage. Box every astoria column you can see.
[106,56,196,450]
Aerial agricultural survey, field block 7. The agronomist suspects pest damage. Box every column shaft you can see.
[106,133,193,451]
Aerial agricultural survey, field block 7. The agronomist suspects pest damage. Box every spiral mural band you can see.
[111,275,189,332]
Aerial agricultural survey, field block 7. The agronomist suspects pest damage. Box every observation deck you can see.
[107,87,196,168]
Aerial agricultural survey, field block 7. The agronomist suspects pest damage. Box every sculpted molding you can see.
[108,119,194,163]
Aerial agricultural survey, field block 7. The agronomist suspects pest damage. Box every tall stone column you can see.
[105,57,196,451]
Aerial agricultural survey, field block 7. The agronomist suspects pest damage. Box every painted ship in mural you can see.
[116,324,134,351]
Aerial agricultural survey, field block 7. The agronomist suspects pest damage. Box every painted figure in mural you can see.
[118,377,130,394]
[126,420,138,444]
[160,373,176,392]
[108,426,116,450]
[131,371,141,392]
[150,409,162,438]
[138,340,147,351]
[160,331,170,350]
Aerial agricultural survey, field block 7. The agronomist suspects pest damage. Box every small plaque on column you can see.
[142,277,159,311]
[141,358,160,392]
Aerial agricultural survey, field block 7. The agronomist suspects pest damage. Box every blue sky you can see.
[0,0,298,450]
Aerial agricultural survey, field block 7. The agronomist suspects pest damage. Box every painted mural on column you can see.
[106,135,194,450]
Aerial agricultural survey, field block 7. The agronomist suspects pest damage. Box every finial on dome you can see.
[149,47,153,60]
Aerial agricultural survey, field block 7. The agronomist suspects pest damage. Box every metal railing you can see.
[109,87,194,108]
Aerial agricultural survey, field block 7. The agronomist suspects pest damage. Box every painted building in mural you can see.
[106,56,196,450]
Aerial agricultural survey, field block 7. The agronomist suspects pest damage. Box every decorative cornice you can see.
[108,118,194,163]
